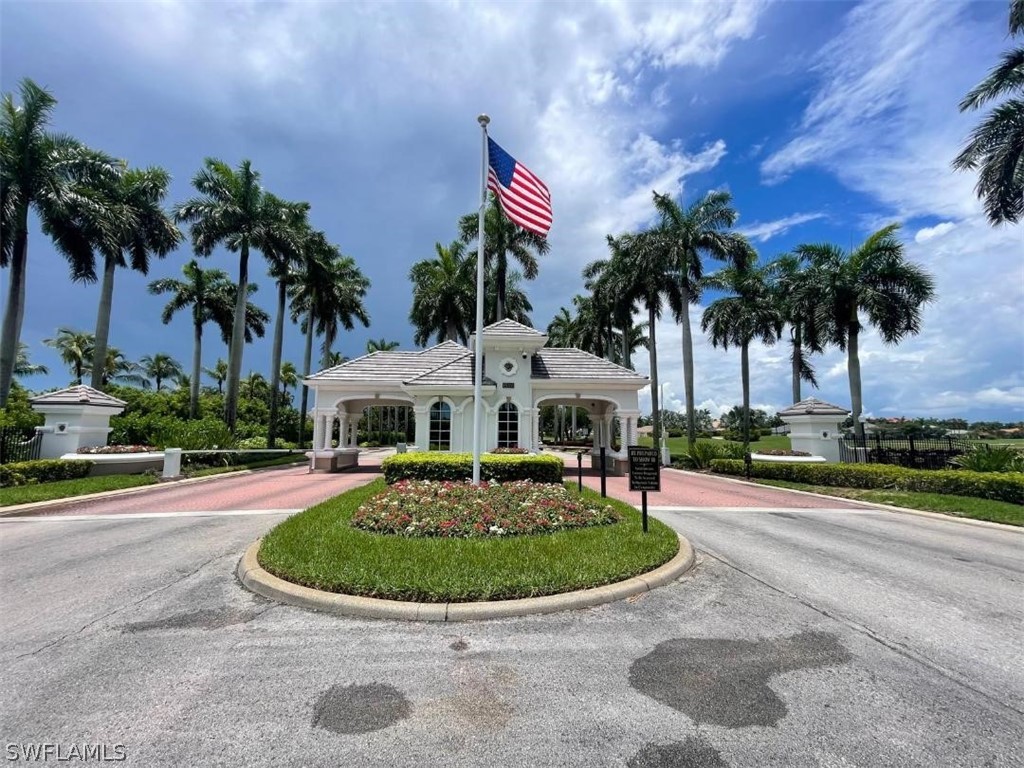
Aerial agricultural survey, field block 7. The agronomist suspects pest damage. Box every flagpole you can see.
[472,114,489,485]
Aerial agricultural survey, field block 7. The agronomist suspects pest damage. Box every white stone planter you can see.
[63,452,164,476]
[751,453,827,463]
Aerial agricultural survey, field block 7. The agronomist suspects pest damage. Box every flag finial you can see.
[478,114,490,127]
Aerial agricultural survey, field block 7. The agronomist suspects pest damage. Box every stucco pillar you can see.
[413,406,430,450]
[603,414,614,449]
[312,413,324,452]
[338,414,349,449]
[533,409,541,452]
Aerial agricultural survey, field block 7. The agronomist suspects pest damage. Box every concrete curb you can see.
[0,459,310,518]
[237,534,695,622]
[668,468,1023,533]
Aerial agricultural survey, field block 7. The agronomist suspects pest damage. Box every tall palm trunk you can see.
[621,319,631,369]
[445,317,458,342]
[741,340,751,451]
[298,311,314,448]
[647,302,661,457]
[267,280,286,448]
[847,313,864,440]
[90,254,117,390]
[496,253,507,322]
[156,374,163,392]
[189,315,202,419]
[224,243,249,431]
[0,212,29,406]
[680,280,697,451]
[791,324,803,404]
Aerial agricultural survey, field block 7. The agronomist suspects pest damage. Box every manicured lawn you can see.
[0,474,158,507]
[639,434,792,453]
[258,479,680,602]
[187,453,308,477]
[755,479,1023,526]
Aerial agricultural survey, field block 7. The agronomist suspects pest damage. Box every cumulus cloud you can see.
[914,221,955,243]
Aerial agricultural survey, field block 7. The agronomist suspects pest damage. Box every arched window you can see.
[497,402,519,448]
[429,400,451,451]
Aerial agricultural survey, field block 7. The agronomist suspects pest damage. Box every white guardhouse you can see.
[304,319,648,470]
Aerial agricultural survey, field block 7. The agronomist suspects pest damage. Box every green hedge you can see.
[709,459,1024,505]
[381,452,564,484]
[0,459,94,488]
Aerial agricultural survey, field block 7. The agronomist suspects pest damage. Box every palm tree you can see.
[366,338,400,353]
[242,371,268,401]
[702,250,784,451]
[649,190,740,451]
[14,342,47,377]
[409,241,475,345]
[84,165,181,391]
[43,327,94,384]
[772,254,829,404]
[617,231,684,452]
[322,351,348,367]
[953,0,1024,225]
[204,358,229,394]
[796,225,935,439]
[140,353,183,392]
[95,346,148,388]
[486,266,533,327]
[458,194,550,321]
[279,360,299,396]
[0,78,117,405]
[546,306,579,348]
[173,158,300,431]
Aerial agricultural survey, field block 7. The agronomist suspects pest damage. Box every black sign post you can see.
[599,446,607,498]
[628,446,661,534]
[576,450,584,492]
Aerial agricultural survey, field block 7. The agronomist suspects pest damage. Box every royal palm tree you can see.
[649,190,739,450]
[702,250,784,450]
[204,358,229,395]
[0,78,117,405]
[366,338,400,353]
[772,255,829,404]
[140,353,183,392]
[94,346,148,388]
[279,360,299,396]
[546,307,579,348]
[458,195,550,321]
[149,260,267,418]
[241,371,268,401]
[43,327,94,385]
[796,224,935,439]
[617,231,684,453]
[322,351,348,367]
[409,240,475,345]
[84,165,181,391]
[173,158,300,431]
[14,342,47,377]
[486,267,533,327]
[953,0,1024,225]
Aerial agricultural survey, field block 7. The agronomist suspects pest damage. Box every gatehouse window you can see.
[429,400,451,451]
[497,402,518,448]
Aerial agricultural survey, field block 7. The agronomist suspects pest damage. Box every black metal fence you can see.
[0,426,42,465]
[839,434,971,470]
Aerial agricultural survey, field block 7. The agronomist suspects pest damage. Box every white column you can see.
[615,414,627,457]
[312,413,324,451]
[413,406,430,450]
[533,409,541,452]
[604,414,614,450]
[339,414,349,449]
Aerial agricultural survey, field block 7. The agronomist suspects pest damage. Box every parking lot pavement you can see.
[2,497,1022,767]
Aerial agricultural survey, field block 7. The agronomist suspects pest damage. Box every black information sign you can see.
[628,446,661,492]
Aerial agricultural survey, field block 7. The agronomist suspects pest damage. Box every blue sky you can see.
[3,0,1022,421]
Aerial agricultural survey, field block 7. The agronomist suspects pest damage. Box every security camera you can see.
[521,351,528,359]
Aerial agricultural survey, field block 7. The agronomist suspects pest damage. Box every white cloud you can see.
[738,212,825,242]
[914,221,955,243]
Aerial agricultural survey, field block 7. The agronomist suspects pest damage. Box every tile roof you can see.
[307,341,468,383]
[29,385,127,408]
[531,348,647,381]
[777,397,850,417]
[481,318,546,337]
[405,354,496,387]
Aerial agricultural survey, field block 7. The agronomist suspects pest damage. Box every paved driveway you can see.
[2,461,1021,766]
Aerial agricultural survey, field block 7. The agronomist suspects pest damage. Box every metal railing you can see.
[839,435,970,470]
[0,427,42,464]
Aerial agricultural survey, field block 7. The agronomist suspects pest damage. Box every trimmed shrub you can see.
[951,445,1024,473]
[0,459,93,488]
[154,418,236,450]
[491,447,528,454]
[709,459,1024,505]
[382,452,564,484]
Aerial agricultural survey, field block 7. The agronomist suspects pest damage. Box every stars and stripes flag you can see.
[486,137,552,237]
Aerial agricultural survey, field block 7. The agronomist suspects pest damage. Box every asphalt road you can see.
[1,501,1022,766]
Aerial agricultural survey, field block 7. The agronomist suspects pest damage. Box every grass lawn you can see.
[639,434,792,453]
[187,453,308,477]
[258,479,680,602]
[754,479,1023,526]
[0,474,158,507]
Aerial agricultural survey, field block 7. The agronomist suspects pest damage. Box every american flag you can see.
[487,137,552,237]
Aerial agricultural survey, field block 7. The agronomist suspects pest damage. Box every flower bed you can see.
[490,447,528,454]
[753,448,811,457]
[351,480,619,538]
[77,444,157,454]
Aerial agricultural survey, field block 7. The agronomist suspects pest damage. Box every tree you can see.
[459,194,549,321]
[546,306,579,349]
[84,165,181,391]
[43,327,94,385]
[701,250,784,450]
[139,353,183,392]
[486,266,532,327]
[242,371,268,401]
[796,225,935,439]
[14,342,47,377]
[649,190,739,451]
[94,346,148,388]
[204,358,228,395]
[772,254,829,404]
[617,231,684,453]
[322,351,348,367]
[409,241,475,345]
[279,361,299,395]
[149,260,268,418]
[0,78,117,405]
[953,0,1024,225]
[366,338,400,353]
[174,158,300,431]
